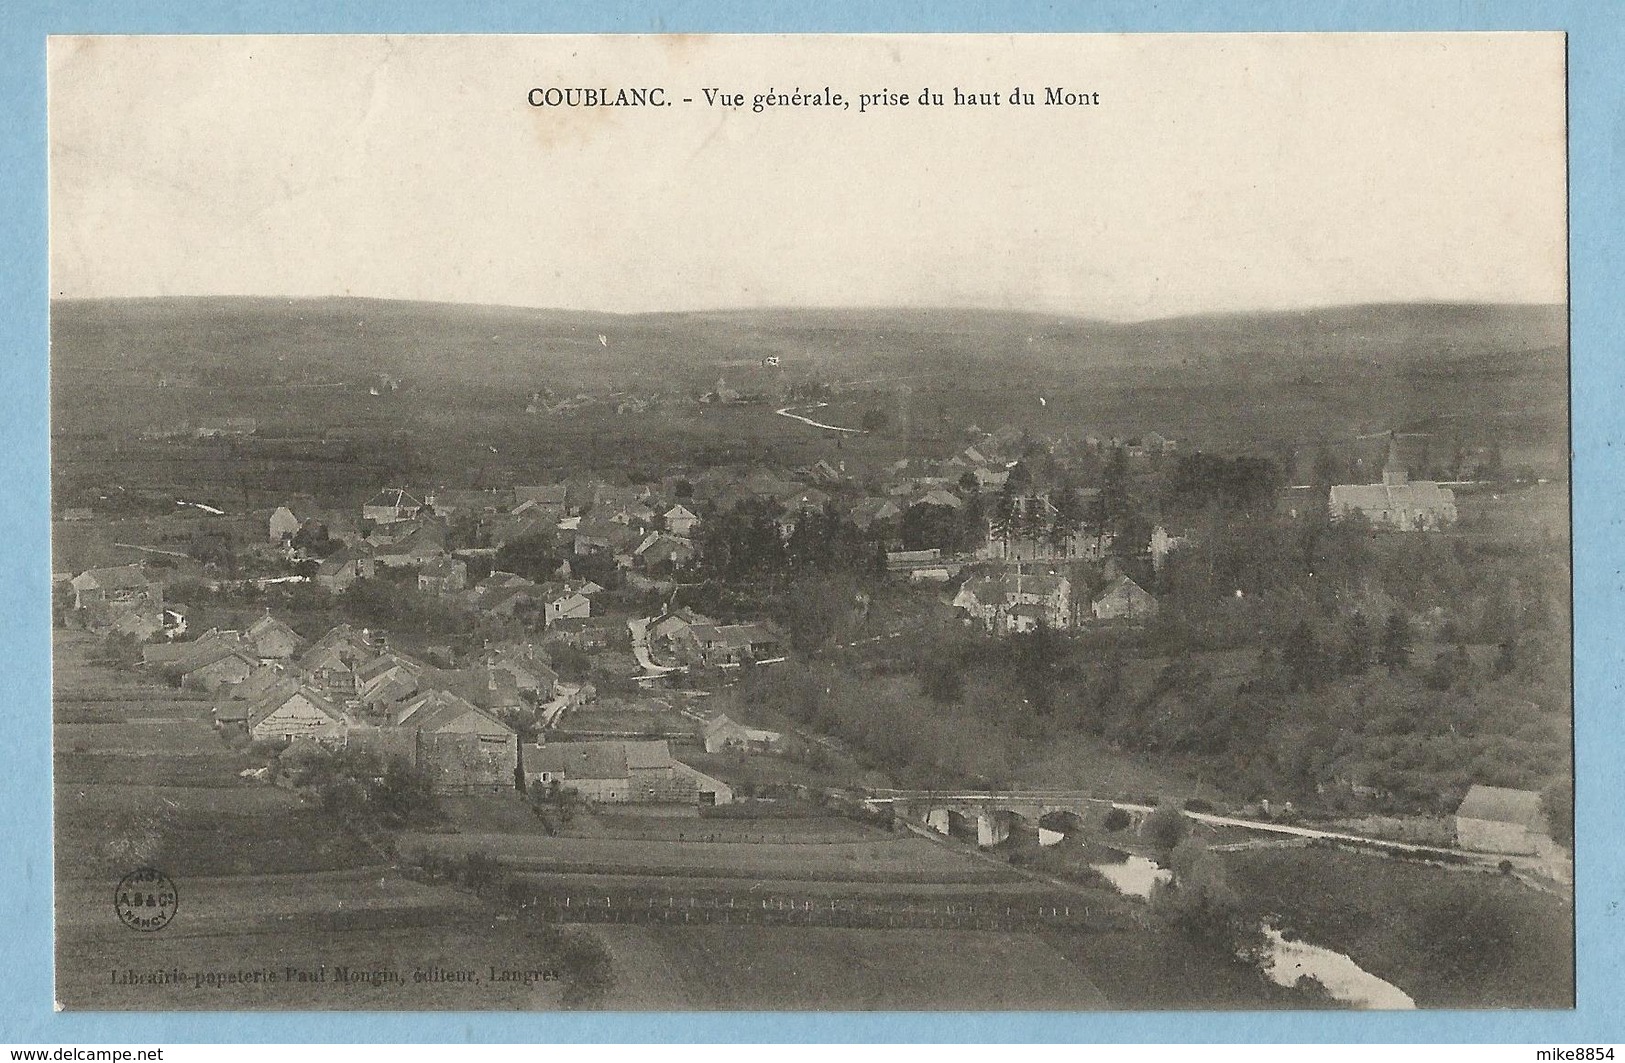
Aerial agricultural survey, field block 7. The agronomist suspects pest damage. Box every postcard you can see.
[47,32,1570,1013]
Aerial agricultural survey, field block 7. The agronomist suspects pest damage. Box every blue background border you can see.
[4,0,1617,1044]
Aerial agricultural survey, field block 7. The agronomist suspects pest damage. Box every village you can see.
[56,408,1563,854]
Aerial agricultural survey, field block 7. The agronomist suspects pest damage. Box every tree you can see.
[1541,777,1573,848]
[494,530,565,583]
[1379,610,1413,672]
[1143,805,1190,856]
[1281,621,1327,691]
[1152,839,1270,967]
[860,407,892,433]
[1340,612,1372,675]
[921,662,965,704]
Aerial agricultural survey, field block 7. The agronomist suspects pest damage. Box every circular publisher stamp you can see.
[114,868,178,932]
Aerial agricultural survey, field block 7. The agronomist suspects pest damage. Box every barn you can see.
[1454,784,1550,855]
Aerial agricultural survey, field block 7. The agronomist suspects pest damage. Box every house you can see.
[108,607,163,642]
[634,533,696,573]
[417,556,469,594]
[539,583,592,627]
[526,739,732,806]
[226,664,288,704]
[268,506,300,544]
[663,504,700,537]
[245,681,349,742]
[675,622,784,668]
[848,497,902,532]
[649,609,716,648]
[703,713,784,754]
[1091,574,1158,622]
[173,643,263,692]
[161,606,188,639]
[425,488,515,520]
[296,624,380,697]
[361,487,424,526]
[315,547,376,593]
[69,565,159,611]
[1455,785,1553,856]
[607,502,657,527]
[953,573,1072,634]
[246,613,304,661]
[543,616,627,652]
[484,645,559,701]
[910,488,964,511]
[143,628,245,669]
[370,520,447,568]
[970,466,1010,491]
[1329,436,1458,531]
[354,653,427,712]
[338,687,521,794]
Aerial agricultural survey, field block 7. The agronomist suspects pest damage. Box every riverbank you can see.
[1223,845,1573,1008]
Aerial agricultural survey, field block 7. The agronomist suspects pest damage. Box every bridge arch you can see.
[1037,809,1088,845]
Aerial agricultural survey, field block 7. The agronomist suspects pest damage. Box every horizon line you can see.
[46,293,1570,329]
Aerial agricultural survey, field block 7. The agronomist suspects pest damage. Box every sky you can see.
[47,33,1568,319]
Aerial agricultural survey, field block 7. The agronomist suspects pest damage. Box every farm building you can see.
[268,505,300,544]
[417,556,468,594]
[69,564,160,612]
[1455,784,1553,856]
[525,739,732,806]
[674,622,784,668]
[390,690,519,794]
[663,504,700,536]
[244,681,350,742]
[703,713,784,755]
[316,547,376,592]
[246,613,304,661]
[1090,575,1157,621]
[173,643,263,693]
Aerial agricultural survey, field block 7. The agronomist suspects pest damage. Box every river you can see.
[1089,854,1415,1009]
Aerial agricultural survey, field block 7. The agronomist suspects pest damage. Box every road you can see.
[774,403,864,434]
[627,617,687,677]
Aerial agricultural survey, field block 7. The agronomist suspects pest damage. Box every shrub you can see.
[1102,808,1131,833]
[1143,805,1191,856]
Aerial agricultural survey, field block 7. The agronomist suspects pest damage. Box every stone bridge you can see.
[863,790,1155,848]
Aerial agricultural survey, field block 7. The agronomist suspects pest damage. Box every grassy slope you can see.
[1223,846,1573,1009]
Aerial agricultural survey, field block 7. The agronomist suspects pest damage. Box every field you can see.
[610,926,1109,1010]
[51,298,1569,513]
[52,631,596,1011]
[1223,846,1574,1008]
[401,828,1024,886]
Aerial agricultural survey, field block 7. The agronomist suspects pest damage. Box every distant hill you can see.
[49,296,1566,390]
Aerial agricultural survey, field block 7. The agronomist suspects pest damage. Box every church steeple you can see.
[1382,432,1408,486]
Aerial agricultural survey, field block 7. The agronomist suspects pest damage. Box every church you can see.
[1328,435,1458,531]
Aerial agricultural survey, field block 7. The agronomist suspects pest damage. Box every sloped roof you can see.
[173,640,260,675]
[245,680,344,730]
[1456,784,1544,828]
[364,487,423,510]
[1329,482,1456,512]
[1093,574,1151,604]
[393,689,515,736]
[529,741,630,780]
[72,564,151,591]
